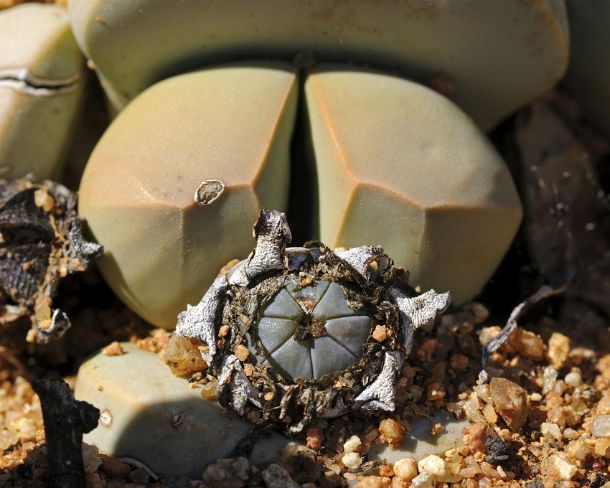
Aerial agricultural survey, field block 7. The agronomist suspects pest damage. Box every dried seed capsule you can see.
[564,0,610,137]
[74,343,253,477]
[304,67,522,303]
[176,210,452,429]
[250,280,371,379]
[69,0,568,129]
[0,4,84,180]
[79,64,298,328]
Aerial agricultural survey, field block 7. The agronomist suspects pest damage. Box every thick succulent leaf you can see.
[69,0,568,129]
[0,4,85,179]
[305,67,522,303]
[79,65,298,328]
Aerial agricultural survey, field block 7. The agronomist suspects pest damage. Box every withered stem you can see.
[32,376,99,488]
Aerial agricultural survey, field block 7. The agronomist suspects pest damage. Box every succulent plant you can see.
[564,0,610,137]
[175,210,451,432]
[78,63,298,328]
[68,0,568,129]
[80,61,521,327]
[0,4,84,180]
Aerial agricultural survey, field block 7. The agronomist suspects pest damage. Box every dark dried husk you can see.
[209,242,408,432]
[0,177,101,343]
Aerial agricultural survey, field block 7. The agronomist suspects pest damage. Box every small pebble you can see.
[469,302,489,324]
[552,380,567,395]
[449,353,469,371]
[0,429,18,451]
[550,454,577,480]
[102,342,124,357]
[34,188,54,212]
[82,444,102,473]
[542,366,558,395]
[547,405,576,428]
[593,437,610,457]
[598,354,610,382]
[541,422,562,441]
[200,380,218,401]
[567,439,591,460]
[418,454,448,479]
[393,458,418,480]
[478,327,501,347]
[592,415,610,438]
[416,338,438,361]
[10,417,38,439]
[464,422,489,454]
[354,476,390,488]
[342,451,362,470]
[379,419,405,447]
[162,335,207,376]
[596,394,610,414]
[234,344,250,362]
[243,363,254,376]
[203,457,250,488]
[426,382,446,401]
[411,472,434,488]
[261,463,299,488]
[473,384,492,404]
[482,403,498,424]
[343,435,361,453]
[547,333,570,369]
[462,392,485,423]
[490,377,528,431]
[508,328,545,361]
[563,428,579,440]
[306,426,323,451]
[372,325,388,342]
[564,371,582,387]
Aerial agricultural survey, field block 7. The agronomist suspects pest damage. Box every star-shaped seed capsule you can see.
[251,280,371,379]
